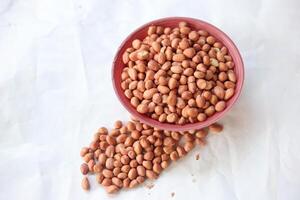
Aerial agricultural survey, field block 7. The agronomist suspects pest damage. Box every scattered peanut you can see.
[80,119,225,193]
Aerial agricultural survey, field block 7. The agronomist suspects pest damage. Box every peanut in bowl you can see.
[112,17,244,131]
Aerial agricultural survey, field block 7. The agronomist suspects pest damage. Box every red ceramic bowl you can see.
[112,17,244,131]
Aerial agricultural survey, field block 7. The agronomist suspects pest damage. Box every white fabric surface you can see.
[1,0,300,199]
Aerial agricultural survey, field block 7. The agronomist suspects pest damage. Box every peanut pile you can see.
[80,118,223,193]
[121,22,236,124]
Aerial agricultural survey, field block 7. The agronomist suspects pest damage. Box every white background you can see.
[1,0,300,199]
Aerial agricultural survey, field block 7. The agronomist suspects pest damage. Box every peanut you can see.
[81,177,90,191]
[208,123,223,133]
[105,185,119,193]
[80,163,89,175]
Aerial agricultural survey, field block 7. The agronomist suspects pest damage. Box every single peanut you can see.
[105,185,119,193]
[209,123,223,133]
[81,177,90,191]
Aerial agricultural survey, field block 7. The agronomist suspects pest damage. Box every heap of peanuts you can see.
[121,22,236,124]
[80,118,223,193]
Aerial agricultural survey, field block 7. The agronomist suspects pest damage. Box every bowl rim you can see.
[112,17,244,131]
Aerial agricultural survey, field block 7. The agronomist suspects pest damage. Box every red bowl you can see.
[112,17,244,131]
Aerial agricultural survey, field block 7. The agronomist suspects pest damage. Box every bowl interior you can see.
[112,17,244,131]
